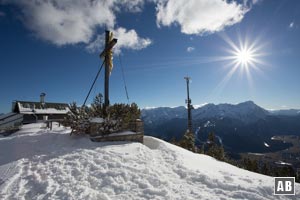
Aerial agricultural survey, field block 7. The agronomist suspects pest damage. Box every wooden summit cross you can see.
[100,30,117,116]
[89,30,144,143]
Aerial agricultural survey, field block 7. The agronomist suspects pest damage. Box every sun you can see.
[235,47,254,66]
[225,36,265,72]
[229,39,259,69]
[210,33,268,95]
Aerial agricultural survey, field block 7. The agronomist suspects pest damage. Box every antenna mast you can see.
[184,76,193,133]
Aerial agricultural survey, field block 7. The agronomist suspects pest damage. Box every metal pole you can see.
[184,77,192,133]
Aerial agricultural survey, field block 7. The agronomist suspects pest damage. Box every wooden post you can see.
[99,30,117,117]
[104,30,110,116]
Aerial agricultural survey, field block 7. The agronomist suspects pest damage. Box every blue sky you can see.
[0,0,300,113]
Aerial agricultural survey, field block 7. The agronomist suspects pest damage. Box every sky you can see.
[0,0,300,113]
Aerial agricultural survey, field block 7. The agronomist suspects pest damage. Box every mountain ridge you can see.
[142,100,272,125]
[142,101,300,153]
[142,101,300,124]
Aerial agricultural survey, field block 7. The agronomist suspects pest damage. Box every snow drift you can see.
[0,123,299,199]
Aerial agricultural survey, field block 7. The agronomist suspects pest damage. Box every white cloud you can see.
[186,46,195,52]
[85,34,105,54]
[113,27,152,53]
[156,0,247,35]
[86,27,152,53]
[2,0,115,45]
[289,22,294,28]
[1,0,148,52]
[1,0,251,52]
[251,0,263,5]
[242,0,263,7]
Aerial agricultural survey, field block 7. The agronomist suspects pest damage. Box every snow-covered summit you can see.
[0,123,299,199]
[142,101,269,124]
[193,100,269,123]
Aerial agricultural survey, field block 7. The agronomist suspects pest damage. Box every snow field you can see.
[0,123,299,200]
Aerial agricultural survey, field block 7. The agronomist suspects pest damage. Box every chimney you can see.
[40,93,46,104]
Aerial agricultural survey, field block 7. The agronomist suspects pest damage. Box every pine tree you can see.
[208,132,215,144]
[251,159,259,172]
[107,103,141,128]
[261,163,270,175]
[205,132,225,161]
[69,102,78,115]
[64,102,91,135]
[242,158,259,172]
[206,144,225,161]
[179,131,195,152]
[63,101,78,127]
[65,94,141,136]
[170,137,177,145]
[90,93,103,117]
[128,103,141,121]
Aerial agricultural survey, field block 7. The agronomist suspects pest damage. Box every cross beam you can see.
[99,38,118,59]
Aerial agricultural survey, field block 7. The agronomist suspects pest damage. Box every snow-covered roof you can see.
[15,101,70,115]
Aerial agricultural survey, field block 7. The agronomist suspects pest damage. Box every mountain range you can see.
[141,101,300,154]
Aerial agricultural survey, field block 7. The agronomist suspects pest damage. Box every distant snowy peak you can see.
[141,106,186,124]
[193,100,268,123]
[142,101,269,124]
[269,109,300,116]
